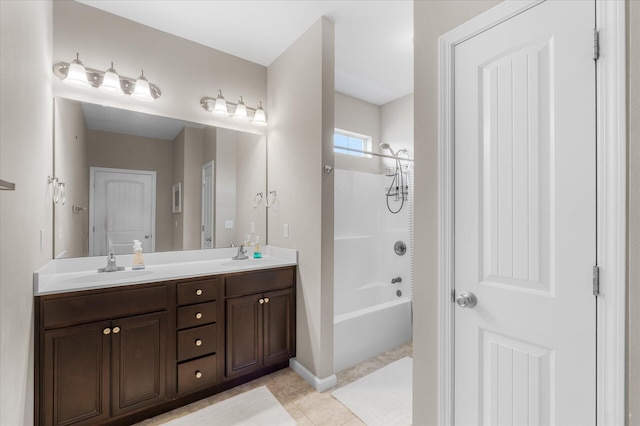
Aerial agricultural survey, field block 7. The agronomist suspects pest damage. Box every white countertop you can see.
[34,246,297,296]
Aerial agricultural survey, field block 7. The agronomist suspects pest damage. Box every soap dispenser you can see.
[132,240,145,270]
[253,236,262,259]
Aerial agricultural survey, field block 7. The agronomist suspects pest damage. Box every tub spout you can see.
[391,276,402,284]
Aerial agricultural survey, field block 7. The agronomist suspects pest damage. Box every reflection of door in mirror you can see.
[90,167,156,256]
[201,162,214,249]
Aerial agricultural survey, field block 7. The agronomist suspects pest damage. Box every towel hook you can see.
[253,192,263,209]
[265,190,277,208]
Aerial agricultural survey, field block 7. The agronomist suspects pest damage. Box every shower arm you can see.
[336,146,413,162]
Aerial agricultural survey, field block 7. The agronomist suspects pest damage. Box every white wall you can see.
[0,1,53,424]
[215,129,238,247]
[413,1,500,424]
[267,17,335,381]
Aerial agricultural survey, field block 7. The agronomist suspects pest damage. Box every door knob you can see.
[456,291,477,308]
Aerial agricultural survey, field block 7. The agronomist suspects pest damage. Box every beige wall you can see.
[627,0,639,422]
[54,98,89,258]
[87,130,174,252]
[334,92,383,173]
[413,1,501,424]
[172,129,185,251]
[235,132,267,247]
[267,17,335,380]
[52,1,267,136]
[215,129,238,248]
[0,1,53,424]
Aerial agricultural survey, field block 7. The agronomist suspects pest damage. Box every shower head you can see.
[379,143,396,156]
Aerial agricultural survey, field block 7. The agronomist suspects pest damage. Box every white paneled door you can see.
[453,1,596,425]
[90,167,156,256]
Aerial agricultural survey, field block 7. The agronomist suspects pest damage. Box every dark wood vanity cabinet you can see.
[225,268,295,378]
[36,284,168,426]
[35,266,296,425]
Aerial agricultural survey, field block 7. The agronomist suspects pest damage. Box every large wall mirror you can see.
[54,98,267,258]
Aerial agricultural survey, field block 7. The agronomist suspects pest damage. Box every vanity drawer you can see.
[177,323,217,362]
[177,354,218,395]
[41,285,166,329]
[225,268,295,298]
[177,278,217,306]
[177,301,217,330]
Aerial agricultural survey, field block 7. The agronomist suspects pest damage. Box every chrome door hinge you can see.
[593,265,600,296]
[593,28,600,61]
[451,289,456,303]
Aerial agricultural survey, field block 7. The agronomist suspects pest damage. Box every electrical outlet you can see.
[251,222,255,233]
[284,223,289,238]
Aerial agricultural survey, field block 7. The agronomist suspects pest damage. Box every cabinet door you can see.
[263,288,295,365]
[226,294,262,378]
[43,321,111,426]
[111,311,167,416]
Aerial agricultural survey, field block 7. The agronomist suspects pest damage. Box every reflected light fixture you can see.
[200,91,267,126]
[98,62,124,96]
[53,54,161,101]
[131,70,154,102]
[63,53,91,89]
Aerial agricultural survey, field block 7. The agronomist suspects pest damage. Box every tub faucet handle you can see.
[391,276,402,284]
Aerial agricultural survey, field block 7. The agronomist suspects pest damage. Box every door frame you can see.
[437,1,626,425]
[89,167,157,256]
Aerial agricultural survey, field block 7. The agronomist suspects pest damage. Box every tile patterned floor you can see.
[137,341,413,426]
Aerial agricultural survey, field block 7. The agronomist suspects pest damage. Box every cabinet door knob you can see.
[264,297,270,304]
[195,289,203,296]
[112,326,121,334]
[259,298,264,304]
[195,312,203,319]
[103,328,111,335]
[195,370,202,379]
[195,339,203,347]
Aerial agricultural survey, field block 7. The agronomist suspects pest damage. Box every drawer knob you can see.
[195,339,203,347]
[259,298,264,304]
[195,312,203,319]
[195,370,202,379]
[196,289,203,296]
[264,297,270,304]
[112,326,121,334]
[103,328,111,335]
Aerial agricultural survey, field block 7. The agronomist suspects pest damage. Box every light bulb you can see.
[131,70,154,102]
[234,96,248,121]
[63,53,91,89]
[213,90,229,116]
[99,62,124,96]
[252,102,267,126]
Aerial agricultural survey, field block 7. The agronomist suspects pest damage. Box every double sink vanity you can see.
[34,246,297,425]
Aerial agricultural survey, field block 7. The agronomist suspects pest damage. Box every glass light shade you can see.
[131,71,154,102]
[63,56,91,89]
[234,97,249,121]
[99,64,124,96]
[213,90,229,116]
[252,103,267,126]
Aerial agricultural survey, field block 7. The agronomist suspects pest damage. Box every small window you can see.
[334,129,372,158]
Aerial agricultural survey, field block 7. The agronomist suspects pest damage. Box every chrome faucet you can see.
[98,252,124,273]
[232,245,248,260]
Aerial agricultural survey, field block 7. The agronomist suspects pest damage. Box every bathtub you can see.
[334,282,413,372]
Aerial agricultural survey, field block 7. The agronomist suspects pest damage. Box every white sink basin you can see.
[220,259,278,267]
[60,269,154,285]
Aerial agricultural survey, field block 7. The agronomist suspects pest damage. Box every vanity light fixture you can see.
[98,62,124,96]
[201,91,267,126]
[53,53,161,101]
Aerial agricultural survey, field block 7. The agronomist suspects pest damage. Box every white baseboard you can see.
[289,358,337,392]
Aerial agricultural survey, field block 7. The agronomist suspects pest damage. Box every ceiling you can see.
[77,0,413,106]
